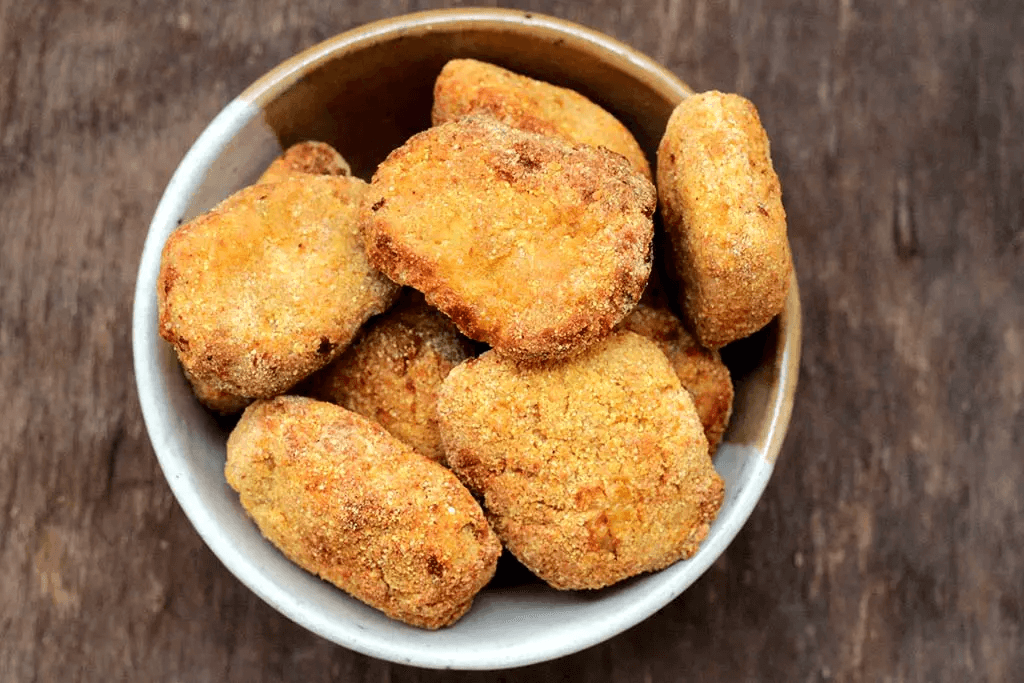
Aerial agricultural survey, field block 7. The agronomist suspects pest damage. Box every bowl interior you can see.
[132,8,800,670]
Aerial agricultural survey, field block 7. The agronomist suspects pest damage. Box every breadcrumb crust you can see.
[225,396,501,629]
[158,176,399,399]
[361,116,655,363]
[257,140,351,184]
[438,331,724,590]
[619,304,734,454]
[299,291,474,461]
[657,91,792,349]
[432,58,651,179]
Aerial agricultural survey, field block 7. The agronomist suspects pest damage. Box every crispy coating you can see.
[225,396,501,629]
[657,91,792,349]
[299,291,475,462]
[361,116,656,363]
[257,141,351,184]
[432,59,651,179]
[437,331,724,590]
[182,366,252,415]
[619,304,733,454]
[158,176,400,399]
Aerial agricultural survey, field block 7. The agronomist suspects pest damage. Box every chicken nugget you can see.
[182,366,252,415]
[158,176,399,400]
[226,396,501,629]
[437,330,724,590]
[619,304,733,454]
[432,59,651,179]
[362,116,656,363]
[257,140,351,184]
[299,290,475,462]
[657,91,792,349]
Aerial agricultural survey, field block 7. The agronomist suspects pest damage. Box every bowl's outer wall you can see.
[133,8,801,671]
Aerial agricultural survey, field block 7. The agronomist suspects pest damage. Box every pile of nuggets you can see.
[157,58,792,629]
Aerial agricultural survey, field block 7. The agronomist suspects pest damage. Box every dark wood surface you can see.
[2,1,1021,680]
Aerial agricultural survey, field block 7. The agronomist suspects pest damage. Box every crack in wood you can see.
[893,172,919,260]
[100,418,126,504]
[0,457,20,558]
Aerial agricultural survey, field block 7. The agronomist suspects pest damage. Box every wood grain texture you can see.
[1,0,1021,681]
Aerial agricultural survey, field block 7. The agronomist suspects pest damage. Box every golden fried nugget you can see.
[437,331,724,590]
[362,116,656,363]
[432,59,651,179]
[158,176,399,400]
[299,291,475,462]
[257,141,351,184]
[226,396,501,629]
[657,91,792,349]
[619,304,733,454]
[182,366,252,415]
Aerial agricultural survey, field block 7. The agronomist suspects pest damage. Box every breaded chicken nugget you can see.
[182,366,252,415]
[299,290,475,462]
[362,116,655,363]
[432,59,651,179]
[657,91,792,349]
[257,140,351,184]
[619,304,733,454]
[158,176,399,400]
[226,396,500,629]
[437,330,724,590]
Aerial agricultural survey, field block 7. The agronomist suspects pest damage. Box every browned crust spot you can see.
[257,141,351,184]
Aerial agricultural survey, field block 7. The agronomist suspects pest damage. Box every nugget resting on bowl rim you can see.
[657,91,792,350]
[299,290,475,462]
[225,396,501,629]
[158,176,399,400]
[432,58,651,179]
[361,116,656,363]
[437,330,724,590]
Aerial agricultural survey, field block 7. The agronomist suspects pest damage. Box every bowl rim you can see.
[236,7,696,110]
[132,7,801,670]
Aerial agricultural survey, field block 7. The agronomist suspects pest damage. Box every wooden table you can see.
[2,1,1021,680]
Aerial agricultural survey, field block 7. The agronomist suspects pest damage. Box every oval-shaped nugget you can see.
[438,331,724,590]
[257,140,351,184]
[432,59,651,179]
[299,290,475,462]
[657,91,793,349]
[619,304,733,454]
[362,116,656,363]
[225,396,501,629]
[158,176,399,400]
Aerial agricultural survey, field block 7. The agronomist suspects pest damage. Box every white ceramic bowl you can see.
[132,8,800,670]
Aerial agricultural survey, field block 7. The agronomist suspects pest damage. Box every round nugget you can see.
[432,59,651,179]
[158,176,400,399]
[257,141,351,184]
[299,291,475,461]
[225,396,501,629]
[437,330,724,590]
[619,304,734,454]
[657,91,793,349]
[362,116,656,363]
